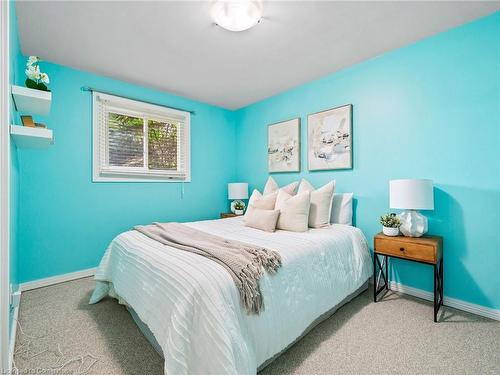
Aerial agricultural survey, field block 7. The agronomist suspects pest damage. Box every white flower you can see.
[40,73,50,84]
[25,65,40,80]
[27,56,39,66]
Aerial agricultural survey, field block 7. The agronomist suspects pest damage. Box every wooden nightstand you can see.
[373,233,443,322]
[220,213,237,219]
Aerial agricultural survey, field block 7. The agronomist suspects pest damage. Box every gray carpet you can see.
[14,277,499,374]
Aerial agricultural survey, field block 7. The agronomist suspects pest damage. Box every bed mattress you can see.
[90,217,373,375]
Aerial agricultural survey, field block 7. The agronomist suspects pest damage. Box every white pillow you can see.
[263,176,279,195]
[330,193,354,225]
[244,207,280,232]
[245,190,278,218]
[297,179,336,228]
[275,190,311,232]
[263,176,298,196]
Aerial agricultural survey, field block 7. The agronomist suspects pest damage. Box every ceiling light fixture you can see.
[211,0,263,32]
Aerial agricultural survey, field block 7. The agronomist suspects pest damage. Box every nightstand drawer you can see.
[375,237,436,263]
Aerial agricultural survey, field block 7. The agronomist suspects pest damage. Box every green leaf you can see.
[25,78,37,89]
[37,82,49,92]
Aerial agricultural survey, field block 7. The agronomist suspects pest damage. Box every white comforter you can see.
[90,217,373,375]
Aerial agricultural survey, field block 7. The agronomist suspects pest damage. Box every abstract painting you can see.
[268,118,300,173]
[308,104,352,171]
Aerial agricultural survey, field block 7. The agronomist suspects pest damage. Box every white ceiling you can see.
[16,1,500,109]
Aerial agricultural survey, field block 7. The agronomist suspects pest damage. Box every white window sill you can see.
[93,170,191,183]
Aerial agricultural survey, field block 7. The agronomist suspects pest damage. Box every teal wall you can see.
[15,63,237,283]
[235,13,500,309]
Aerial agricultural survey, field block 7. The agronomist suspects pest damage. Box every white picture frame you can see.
[307,104,352,171]
[268,118,300,173]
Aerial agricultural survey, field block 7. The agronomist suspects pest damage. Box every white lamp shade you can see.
[390,179,434,210]
[228,183,248,200]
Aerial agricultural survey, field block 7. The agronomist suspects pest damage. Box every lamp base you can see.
[398,210,428,237]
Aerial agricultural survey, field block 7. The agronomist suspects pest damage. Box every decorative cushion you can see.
[244,207,280,232]
[330,193,354,225]
[275,190,311,232]
[297,179,336,228]
[263,176,298,196]
[263,176,279,195]
[245,190,278,218]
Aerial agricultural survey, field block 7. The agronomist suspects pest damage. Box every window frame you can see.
[92,92,191,182]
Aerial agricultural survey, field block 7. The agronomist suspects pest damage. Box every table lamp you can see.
[389,179,434,237]
[228,183,248,215]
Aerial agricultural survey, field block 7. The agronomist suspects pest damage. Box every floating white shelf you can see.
[11,85,52,116]
[10,125,54,149]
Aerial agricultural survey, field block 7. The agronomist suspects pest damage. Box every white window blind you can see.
[92,92,190,182]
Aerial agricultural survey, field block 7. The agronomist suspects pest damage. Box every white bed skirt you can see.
[128,281,369,372]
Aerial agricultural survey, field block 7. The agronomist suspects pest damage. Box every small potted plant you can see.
[25,56,50,92]
[234,201,245,215]
[380,213,401,236]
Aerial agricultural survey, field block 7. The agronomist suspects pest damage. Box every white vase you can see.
[383,226,399,236]
[235,209,244,216]
[398,210,428,237]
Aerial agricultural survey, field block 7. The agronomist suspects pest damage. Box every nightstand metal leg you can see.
[385,255,389,291]
[373,253,388,302]
[376,256,384,288]
[434,260,444,322]
[434,264,437,322]
[373,253,376,302]
[440,258,444,306]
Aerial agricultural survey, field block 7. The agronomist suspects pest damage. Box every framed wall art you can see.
[268,118,300,173]
[307,104,352,171]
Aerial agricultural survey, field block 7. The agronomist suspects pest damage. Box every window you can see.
[92,92,190,182]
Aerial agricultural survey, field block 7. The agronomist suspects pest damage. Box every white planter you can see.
[383,226,399,236]
[235,209,244,216]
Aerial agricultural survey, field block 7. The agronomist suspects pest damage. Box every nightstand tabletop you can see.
[220,212,238,219]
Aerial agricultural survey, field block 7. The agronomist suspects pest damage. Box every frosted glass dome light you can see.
[211,0,263,32]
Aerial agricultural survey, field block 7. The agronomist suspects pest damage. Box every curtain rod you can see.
[81,86,196,115]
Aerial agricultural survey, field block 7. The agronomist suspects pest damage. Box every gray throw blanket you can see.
[134,222,282,314]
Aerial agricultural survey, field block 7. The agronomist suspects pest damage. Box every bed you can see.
[90,216,373,375]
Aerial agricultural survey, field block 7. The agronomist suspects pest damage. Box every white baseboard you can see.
[8,304,19,372]
[19,267,96,292]
[389,281,500,321]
